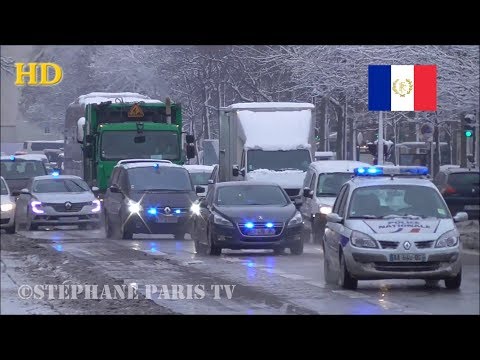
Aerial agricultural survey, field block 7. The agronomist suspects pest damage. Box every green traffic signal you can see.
[465,130,473,137]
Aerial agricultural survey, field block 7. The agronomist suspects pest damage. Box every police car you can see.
[323,166,467,290]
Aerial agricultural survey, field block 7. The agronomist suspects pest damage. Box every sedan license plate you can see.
[247,228,275,236]
[59,217,78,222]
[389,253,426,262]
[464,205,479,210]
[156,216,178,223]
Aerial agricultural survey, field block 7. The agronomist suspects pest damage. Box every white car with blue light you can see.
[323,166,467,290]
[13,174,102,231]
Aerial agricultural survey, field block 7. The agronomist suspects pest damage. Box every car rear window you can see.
[1,160,47,179]
[448,172,479,187]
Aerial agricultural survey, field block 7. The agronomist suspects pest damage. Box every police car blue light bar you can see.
[354,166,429,176]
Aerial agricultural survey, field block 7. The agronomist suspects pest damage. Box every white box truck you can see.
[218,102,315,199]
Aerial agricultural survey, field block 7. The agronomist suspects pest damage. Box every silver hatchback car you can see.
[323,166,468,290]
[14,175,101,230]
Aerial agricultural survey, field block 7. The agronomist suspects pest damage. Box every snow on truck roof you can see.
[227,102,314,110]
[310,160,371,173]
[76,92,162,105]
[237,108,313,151]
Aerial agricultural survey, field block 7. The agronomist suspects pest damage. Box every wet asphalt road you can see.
[2,228,479,314]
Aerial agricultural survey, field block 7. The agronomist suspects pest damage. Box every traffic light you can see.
[463,114,476,138]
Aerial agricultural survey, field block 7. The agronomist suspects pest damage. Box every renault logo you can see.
[164,207,171,215]
[65,202,72,210]
[258,216,263,220]
[403,241,411,250]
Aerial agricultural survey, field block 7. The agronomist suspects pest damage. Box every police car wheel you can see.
[339,252,358,290]
[444,270,462,290]
[5,223,15,234]
[323,252,336,285]
[205,231,221,256]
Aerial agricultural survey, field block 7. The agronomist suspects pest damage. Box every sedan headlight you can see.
[213,213,233,227]
[350,230,378,248]
[190,203,201,216]
[288,211,303,226]
[1,203,14,212]
[435,230,459,248]
[319,206,332,215]
[128,200,142,214]
[91,199,101,213]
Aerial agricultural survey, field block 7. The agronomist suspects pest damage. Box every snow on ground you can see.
[238,109,313,151]
[246,169,307,189]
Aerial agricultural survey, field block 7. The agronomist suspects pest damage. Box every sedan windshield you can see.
[1,179,8,195]
[348,185,450,219]
[33,179,90,193]
[128,167,193,191]
[317,173,352,196]
[189,171,212,186]
[215,185,289,206]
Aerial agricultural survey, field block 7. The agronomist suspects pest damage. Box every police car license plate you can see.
[156,216,178,223]
[248,228,275,236]
[389,253,426,262]
[59,217,78,222]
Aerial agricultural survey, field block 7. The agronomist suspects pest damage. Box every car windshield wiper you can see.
[278,167,301,171]
[317,193,337,196]
[349,215,379,219]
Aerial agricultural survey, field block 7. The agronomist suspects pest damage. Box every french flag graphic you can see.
[368,65,437,111]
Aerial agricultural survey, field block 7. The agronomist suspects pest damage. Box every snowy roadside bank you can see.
[458,220,479,251]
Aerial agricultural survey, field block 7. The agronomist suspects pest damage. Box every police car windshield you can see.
[128,167,193,191]
[348,185,450,219]
[33,179,90,193]
[1,160,47,179]
[317,173,352,197]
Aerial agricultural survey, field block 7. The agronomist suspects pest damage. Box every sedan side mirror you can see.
[92,186,99,192]
[453,212,468,223]
[208,179,214,185]
[303,187,313,198]
[326,213,343,223]
[232,165,239,177]
[195,186,205,194]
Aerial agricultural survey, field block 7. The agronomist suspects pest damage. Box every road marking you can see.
[305,281,326,288]
[278,273,308,280]
[332,290,371,299]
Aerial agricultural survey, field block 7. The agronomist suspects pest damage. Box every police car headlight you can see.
[350,230,378,248]
[213,213,233,227]
[319,206,332,215]
[128,201,142,214]
[1,202,14,212]
[288,211,303,226]
[435,230,459,248]
[190,203,201,216]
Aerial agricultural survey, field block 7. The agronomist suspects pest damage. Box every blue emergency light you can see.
[147,208,157,215]
[354,166,428,177]
[51,171,60,177]
[154,163,160,168]
[245,222,254,229]
[174,209,181,214]
[265,222,274,228]
[9,155,15,161]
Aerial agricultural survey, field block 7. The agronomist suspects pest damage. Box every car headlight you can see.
[213,213,233,227]
[91,199,101,213]
[31,201,44,214]
[435,230,459,248]
[288,211,303,226]
[190,203,201,216]
[128,200,142,214]
[350,230,378,248]
[319,206,332,215]
[1,203,14,212]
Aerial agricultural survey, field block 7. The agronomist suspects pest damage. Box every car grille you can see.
[237,222,284,237]
[374,262,440,272]
[379,240,399,249]
[415,240,435,249]
[154,207,189,215]
[284,188,300,197]
[44,202,91,212]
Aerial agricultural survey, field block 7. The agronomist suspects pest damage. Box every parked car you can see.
[13,175,101,231]
[1,176,16,233]
[433,167,479,220]
[191,181,304,256]
[22,140,64,154]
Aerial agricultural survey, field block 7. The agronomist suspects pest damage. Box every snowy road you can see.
[1,229,479,315]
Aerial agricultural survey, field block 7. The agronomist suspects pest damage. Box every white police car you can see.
[323,166,467,290]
